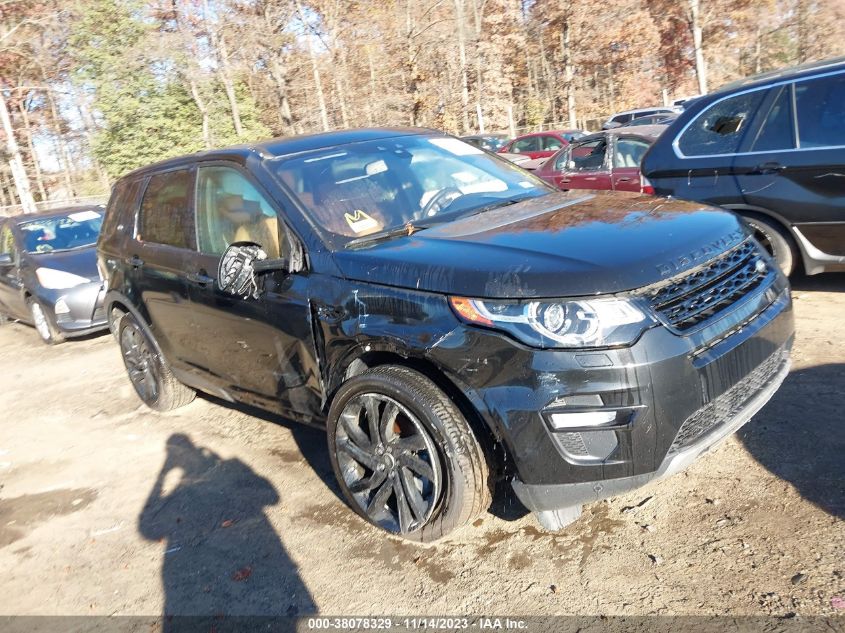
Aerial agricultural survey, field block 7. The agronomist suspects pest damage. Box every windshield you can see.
[18,209,103,254]
[271,135,553,246]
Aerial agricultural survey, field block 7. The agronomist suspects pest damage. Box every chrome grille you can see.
[668,347,788,454]
[644,240,769,331]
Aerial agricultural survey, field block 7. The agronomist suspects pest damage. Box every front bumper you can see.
[427,274,794,520]
[45,281,108,337]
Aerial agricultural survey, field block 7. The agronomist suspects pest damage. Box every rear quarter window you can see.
[678,90,766,156]
[794,72,845,148]
[138,169,196,249]
[101,179,142,247]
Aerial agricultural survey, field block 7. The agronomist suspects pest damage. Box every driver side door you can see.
[186,162,321,417]
[558,138,612,190]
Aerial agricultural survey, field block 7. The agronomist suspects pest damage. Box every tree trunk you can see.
[17,99,47,202]
[366,45,377,126]
[217,34,244,137]
[453,0,471,133]
[333,63,349,128]
[0,88,37,213]
[688,0,708,94]
[44,85,76,197]
[269,56,295,133]
[561,18,577,128]
[306,32,330,131]
[72,89,110,192]
[188,79,212,148]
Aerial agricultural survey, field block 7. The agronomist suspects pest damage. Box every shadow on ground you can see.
[138,433,316,617]
[739,363,845,520]
[790,272,845,292]
[197,393,530,523]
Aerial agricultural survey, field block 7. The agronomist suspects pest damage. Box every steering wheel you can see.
[417,187,464,220]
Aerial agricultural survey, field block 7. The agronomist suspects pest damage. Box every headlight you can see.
[449,296,652,348]
[35,267,89,289]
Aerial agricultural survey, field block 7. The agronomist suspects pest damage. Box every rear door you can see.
[734,72,845,259]
[185,162,321,416]
[668,89,768,205]
[558,137,612,190]
[130,167,199,370]
[611,136,652,192]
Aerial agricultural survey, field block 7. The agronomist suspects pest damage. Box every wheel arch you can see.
[723,204,803,273]
[329,346,510,478]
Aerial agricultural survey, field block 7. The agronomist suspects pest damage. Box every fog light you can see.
[549,410,616,429]
[54,297,70,315]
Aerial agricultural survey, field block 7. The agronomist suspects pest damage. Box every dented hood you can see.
[332,191,748,298]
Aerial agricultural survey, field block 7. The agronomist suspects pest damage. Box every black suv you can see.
[98,128,794,542]
[642,57,845,276]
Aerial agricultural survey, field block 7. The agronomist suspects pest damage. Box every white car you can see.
[602,106,679,130]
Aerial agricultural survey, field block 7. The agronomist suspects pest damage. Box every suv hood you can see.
[332,191,748,298]
[26,245,100,282]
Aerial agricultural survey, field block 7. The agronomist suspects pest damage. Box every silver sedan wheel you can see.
[30,302,52,341]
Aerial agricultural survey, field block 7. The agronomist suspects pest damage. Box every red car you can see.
[534,126,665,194]
[497,129,585,160]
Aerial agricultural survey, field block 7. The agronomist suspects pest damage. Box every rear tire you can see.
[742,214,797,276]
[27,297,65,345]
[327,365,492,542]
[118,314,195,412]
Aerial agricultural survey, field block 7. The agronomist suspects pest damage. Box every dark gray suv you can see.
[642,57,845,276]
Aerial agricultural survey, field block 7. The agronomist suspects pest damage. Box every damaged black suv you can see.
[98,128,794,542]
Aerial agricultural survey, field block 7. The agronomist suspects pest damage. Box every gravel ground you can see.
[0,275,843,617]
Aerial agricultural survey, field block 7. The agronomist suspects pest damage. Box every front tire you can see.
[327,365,492,542]
[118,314,195,411]
[27,298,65,345]
[742,214,797,276]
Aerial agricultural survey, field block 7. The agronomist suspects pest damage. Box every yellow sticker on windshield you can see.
[344,210,380,234]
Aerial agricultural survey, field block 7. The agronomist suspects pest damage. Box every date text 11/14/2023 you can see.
[305,617,529,630]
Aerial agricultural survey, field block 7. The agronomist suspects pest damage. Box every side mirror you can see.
[0,253,13,267]
[217,242,288,299]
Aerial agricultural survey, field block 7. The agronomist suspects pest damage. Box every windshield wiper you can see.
[345,223,429,249]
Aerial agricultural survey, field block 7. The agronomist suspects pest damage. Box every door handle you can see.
[186,272,214,285]
[753,162,785,175]
[127,255,144,268]
[616,177,632,182]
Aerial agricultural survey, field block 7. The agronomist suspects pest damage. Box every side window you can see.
[102,179,141,241]
[570,139,608,171]
[750,86,795,152]
[511,137,539,153]
[541,135,564,151]
[795,73,845,148]
[196,166,283,259]
[678,89,766,156]
[139,170,196,249]
[554,148,571,171]
[613,114,632,125]
[613,138,651,168]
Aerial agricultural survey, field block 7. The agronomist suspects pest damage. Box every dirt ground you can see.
[0,275,843,618]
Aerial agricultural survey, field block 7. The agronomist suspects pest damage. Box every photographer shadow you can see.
[139,433,315,617]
